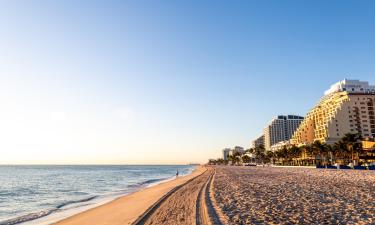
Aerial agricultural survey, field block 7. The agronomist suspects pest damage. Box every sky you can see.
[1,1,375,164]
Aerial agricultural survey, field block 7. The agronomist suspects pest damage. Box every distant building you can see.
[222,146,245,161]
[222,148,231,160]
[264,115,304,150]
[292,79,375,145]
[233,146,245,154]
[252,135,264,148]
[270,140,291,152]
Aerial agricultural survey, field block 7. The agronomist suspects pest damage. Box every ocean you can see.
[0,165,196,225]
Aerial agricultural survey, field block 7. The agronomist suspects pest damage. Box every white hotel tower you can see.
[264,115,304,150]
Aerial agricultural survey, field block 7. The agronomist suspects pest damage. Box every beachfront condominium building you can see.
[291,79,375,145]
[222,148,231,160]
[233,146,245,154]
[252,135,264,148]
[264,115,304,150]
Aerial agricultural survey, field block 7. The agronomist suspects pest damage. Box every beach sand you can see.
[55,166,206,225]
[213,166,375,224]
[55,166,375,225]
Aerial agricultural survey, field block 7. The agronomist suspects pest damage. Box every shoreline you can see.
[8,166,198,225]
[50,166,205,225]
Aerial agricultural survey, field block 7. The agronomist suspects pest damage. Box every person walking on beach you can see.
[176,170,179,178]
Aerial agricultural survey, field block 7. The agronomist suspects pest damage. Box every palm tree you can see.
[231,152,243,165]
[341,133,363,165]
[304,144,314,165]
[288,145,302,165]
[242,154,251,164]
[265,151,275,164]
[245,148,254,154]
[276,146,288,165]
[254,145,266,164]
[324,144,334,165]
[312,140,328,166]
[333,140,350,164]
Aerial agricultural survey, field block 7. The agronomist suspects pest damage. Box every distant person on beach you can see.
[176,170,179,177]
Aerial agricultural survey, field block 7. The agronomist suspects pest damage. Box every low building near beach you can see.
[362,140,375,162]
[270,140,291,152]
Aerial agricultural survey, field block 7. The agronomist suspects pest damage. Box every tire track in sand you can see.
[133,167,224,225]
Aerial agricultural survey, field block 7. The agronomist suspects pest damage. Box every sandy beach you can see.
[54,166,375,225]
[55,166,206,225]
[213,166,375,224]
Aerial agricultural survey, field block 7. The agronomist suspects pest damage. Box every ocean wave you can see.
[0,196,98,225]
[0,165,194,225]
[140,178,166,185]
[1,178,170,225]
[56,196,97,209]
[126,177,169,189]
[0,209,55,225]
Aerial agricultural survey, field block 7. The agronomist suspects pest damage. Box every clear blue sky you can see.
[1,1,375,164]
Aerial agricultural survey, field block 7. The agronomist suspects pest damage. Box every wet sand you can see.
[55,166,206,225]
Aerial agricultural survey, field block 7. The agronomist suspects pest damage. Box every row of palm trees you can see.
[272,133,364,166]
[209,133,369,166]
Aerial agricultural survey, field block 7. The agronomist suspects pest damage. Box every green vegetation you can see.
[209,133,373,166]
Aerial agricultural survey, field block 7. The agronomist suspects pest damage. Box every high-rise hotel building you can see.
[291,79,375,145]
[264,115,304,150]
[252,134,264,148]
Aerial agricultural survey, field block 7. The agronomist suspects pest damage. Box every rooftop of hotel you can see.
[324,79,375,95]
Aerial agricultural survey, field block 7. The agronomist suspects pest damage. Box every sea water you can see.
[0,165,195,225]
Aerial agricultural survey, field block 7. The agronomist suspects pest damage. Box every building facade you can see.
[222,146,245,161]
[264,115,304,150]
[270,140,291,152]
[233,146,245,154]
[252,135,265,148]
[291,79,375,145]
[222,148,231,160]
